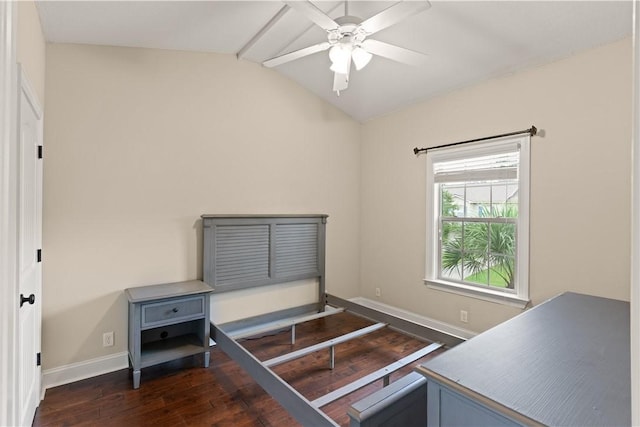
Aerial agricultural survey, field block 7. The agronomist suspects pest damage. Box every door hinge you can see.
[37,249,42,263]
[36,352,41,367]
[37,145,43,159]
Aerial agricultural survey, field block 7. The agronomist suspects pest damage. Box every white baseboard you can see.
[42,351,129,393]
[349,297,477,340]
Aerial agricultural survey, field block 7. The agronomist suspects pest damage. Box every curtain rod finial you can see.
[530,126,537,136]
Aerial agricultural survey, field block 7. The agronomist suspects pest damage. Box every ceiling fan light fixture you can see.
[351,46,372,70]
[329,44,352,74]
[330,61,349,74]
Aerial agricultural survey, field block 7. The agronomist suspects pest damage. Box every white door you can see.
[17,67,42,427]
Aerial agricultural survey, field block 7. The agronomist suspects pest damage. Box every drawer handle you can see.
[172,307,179,313]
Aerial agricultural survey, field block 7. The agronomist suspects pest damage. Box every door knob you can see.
[20,293,35,307]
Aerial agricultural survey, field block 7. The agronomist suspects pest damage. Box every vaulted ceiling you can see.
[36,1,633,122]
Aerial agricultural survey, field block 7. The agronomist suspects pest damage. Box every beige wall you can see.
[360,38,632,333]
[43,44,361,369]
[43,36,633,370]
[17,0,45,104]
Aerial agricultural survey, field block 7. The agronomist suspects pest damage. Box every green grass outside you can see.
[465,266,509,288]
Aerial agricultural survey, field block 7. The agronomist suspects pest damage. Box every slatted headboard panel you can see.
[202,215,328,303]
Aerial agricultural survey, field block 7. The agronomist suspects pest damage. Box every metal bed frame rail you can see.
[211,294,451,426]
[263,322,386,369]
[312,342,442,409]
[212,324,339,426]
[227,306,344,344]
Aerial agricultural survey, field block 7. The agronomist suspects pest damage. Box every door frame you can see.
[0,1,18,426]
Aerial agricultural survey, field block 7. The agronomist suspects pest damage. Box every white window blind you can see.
[433,148,520,183]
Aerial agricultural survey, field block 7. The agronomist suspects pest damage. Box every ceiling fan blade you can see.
[284,1,339,32]
[361,39,428,66]
[359,0,431,35]
[263,42,331,68]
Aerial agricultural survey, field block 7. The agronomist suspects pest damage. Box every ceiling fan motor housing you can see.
[329,16,367,46]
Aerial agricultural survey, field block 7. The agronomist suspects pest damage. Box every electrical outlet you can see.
[103,331,114,347]
[375,287,381,297]
[460,310,468,323]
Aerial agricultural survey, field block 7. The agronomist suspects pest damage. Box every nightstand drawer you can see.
[141,296,205,328]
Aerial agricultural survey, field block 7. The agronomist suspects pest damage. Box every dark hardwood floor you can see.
[34,312,445,426]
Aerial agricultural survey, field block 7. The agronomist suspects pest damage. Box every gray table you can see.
[417,292,630,426]
[125,280,213,389]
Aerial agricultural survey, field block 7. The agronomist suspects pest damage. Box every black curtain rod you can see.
[413,126,537,155]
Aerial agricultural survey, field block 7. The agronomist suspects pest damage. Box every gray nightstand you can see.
[125,280,214,389]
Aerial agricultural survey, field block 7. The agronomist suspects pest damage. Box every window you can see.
[425,135,530,308]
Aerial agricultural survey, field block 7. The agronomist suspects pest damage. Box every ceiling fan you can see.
[263,0,431,94]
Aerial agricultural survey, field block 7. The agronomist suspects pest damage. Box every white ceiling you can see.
[36,1,633,122]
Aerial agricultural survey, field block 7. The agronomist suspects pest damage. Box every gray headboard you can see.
[202,215,328,304]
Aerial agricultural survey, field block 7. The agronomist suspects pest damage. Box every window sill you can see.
[425,279,530,309]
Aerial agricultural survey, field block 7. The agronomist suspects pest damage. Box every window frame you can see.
[424,135,530,309]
